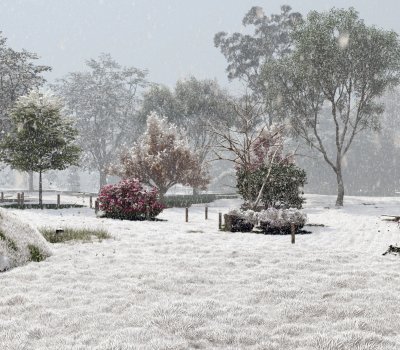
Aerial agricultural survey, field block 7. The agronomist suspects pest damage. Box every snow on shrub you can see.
[257,208,307,228]
[98,178,165,220]
[0,208,52,272]
[226,208,259,225]
[227,208,306,227]
[225,207,307,234]
[224,208,258,232]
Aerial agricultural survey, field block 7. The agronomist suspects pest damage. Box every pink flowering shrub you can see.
[98,178,165,220]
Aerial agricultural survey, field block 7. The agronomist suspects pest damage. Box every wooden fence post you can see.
[218,212,222,230]
[57,194,61,208]
[21,192,24,206]
[185,207,189,222]
[291,223,296,244]
[89,195,93,208]
[95,200,99,215]
[0,192,3,202]
[17,193,21,206]
[205,206,208,220]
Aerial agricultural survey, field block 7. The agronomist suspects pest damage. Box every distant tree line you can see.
[1,5,400,207]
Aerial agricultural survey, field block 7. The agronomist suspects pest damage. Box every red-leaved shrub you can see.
[98,178,165,220]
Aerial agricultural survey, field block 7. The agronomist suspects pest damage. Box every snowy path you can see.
[1,194,400,349]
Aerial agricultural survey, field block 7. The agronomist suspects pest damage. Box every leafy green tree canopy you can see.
[0,90,80,206]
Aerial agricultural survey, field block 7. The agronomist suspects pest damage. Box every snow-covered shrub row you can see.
[0,208,52,272]
[227,208,306,227]
[226,208,259,225]
[257,208,307,228]
[98,178,165,220]
[226,207,307,233]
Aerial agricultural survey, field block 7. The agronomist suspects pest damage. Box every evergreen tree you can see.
[0,90,81,208]
[237,163,306,209]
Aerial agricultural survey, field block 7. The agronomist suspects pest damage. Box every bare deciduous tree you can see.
[210,95,295,209]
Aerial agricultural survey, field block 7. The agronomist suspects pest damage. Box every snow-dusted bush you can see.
[224,208,257,232]
[0,208,52,272]
[225,207,307,234]
[226,208,258,225]
[258,208,307,234]
[98,178,165,220]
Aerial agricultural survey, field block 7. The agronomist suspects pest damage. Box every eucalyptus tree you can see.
[54,54,149,189]
[214,5,302,124]
[263,8,400,206]
[139,77,234,166]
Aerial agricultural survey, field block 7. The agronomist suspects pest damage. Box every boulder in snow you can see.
[0,208,52,272]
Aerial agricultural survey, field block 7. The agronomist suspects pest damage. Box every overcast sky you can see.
[0,0,397,91]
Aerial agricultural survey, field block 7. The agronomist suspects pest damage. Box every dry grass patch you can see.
[39,227,111,243]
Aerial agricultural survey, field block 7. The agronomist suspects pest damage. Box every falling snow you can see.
[1,2,400,350]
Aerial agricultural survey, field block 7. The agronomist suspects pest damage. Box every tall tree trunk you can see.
[335,169,344,207]
[99,171,107,190]
[28,171,34,191]
[39,170,43,209]
[158,187,167,203]
[192,187,199,196]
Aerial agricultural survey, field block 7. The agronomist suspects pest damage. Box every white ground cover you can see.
[1,194,400,349]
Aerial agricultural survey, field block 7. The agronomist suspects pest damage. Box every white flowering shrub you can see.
[0,208,52,272]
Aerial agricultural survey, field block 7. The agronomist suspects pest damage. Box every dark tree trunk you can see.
[39,170,43,209]
[99,171,107,190]
[157,186,168,203]
[28,171,34,191]
[335,169,344,207]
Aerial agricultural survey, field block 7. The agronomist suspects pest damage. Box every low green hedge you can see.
[162,194,238,208]
[0,204,85,209]
[162,194,217,208]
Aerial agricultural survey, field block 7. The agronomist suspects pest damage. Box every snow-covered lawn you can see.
[1,194,400,349]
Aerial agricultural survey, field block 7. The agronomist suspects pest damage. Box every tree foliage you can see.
[112,113,209,197]
[0,90,80,206]
[53,53,149,188]
[237,163,306,209]
[139,77,234,165]
[214,5,302,86]
[233,122,305,209]
[0,32,51,135]
[210,95,302,209]
[214,5,302,124]
[263,8,400,206]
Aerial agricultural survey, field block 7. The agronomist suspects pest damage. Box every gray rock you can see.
[0,254,10,272]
